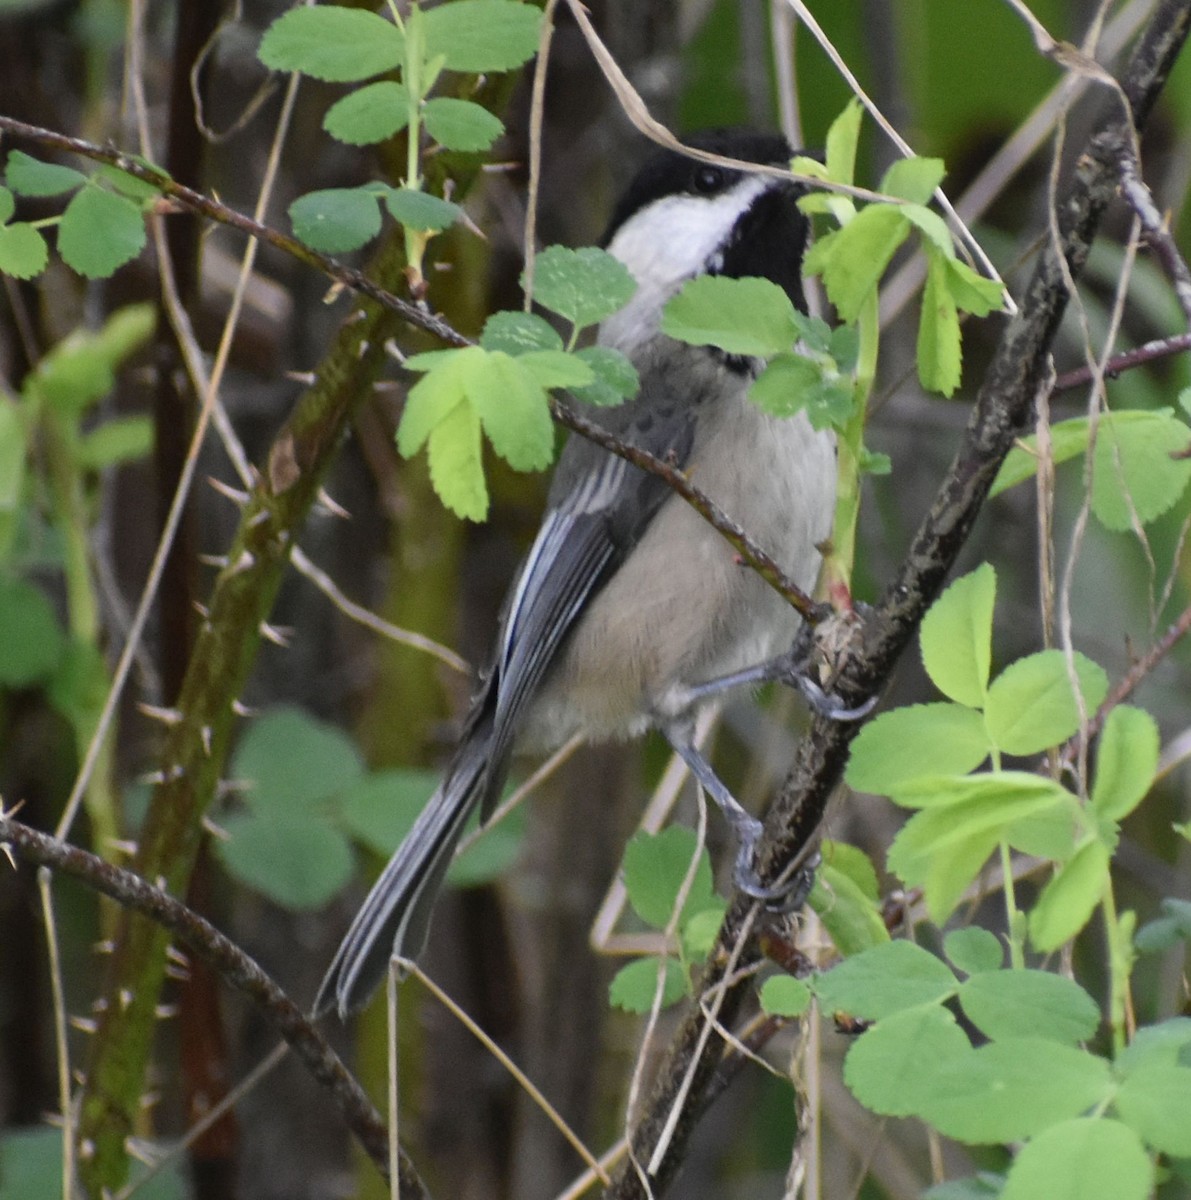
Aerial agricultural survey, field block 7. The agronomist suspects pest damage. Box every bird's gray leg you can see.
[682,627,876,721]
[664,725,808,906]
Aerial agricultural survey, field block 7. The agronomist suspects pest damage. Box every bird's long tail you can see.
[314,734,490,1018]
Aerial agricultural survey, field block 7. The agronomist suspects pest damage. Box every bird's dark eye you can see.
[691,165,726,195]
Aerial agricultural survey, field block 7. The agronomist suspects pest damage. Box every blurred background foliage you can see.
[0,1,1189,1198]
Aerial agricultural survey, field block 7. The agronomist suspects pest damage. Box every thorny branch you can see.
[0,814,426,1199]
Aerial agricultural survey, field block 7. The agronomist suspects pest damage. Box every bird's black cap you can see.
[600,130,796,247]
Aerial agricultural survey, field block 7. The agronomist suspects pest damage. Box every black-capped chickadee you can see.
[317,130,836,1018]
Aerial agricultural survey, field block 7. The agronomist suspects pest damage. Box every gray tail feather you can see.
[314,743,489,1019]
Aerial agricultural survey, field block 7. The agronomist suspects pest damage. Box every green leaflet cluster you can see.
[397,247,640,520]
[258,0,542,273]
[1,150,158,279]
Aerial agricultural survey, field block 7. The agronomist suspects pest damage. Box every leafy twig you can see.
[0,115,469,349]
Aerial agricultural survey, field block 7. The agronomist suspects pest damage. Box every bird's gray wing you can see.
[476,390,700,816]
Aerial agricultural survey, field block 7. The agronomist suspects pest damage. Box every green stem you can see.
[41,412,121,883]
[823,289,878,598]
[1000,840,1025,970]
[1101,877,1132,1055]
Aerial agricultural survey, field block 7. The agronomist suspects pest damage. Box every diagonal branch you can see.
[0,814,426,1198]
[0,116,818,620]
[607,2,1191,1194]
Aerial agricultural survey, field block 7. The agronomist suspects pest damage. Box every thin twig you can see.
[1051,330,1191,391]
[38,868,75,1200]
[409,962,609,1184]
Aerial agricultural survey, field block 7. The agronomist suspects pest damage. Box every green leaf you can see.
[75,415,153,469]
[423,0,543,72]
[984,650,1108,756]
[6,150,86,197]
[810,204,910,322]
[1091,705,1158,822]
[945,258,1006,315]
[887,775,1076,922]
[480,310,562,355]
[923,1175,1005,1200]
[809,862,889,956]
[216,811,355,910]
[29,304,155,418]
[385,187,461,233]
[514,349,593,391]
[0,577,65,686]
[860,447,892,475]
[338,768,439,855]
[759,975,811,1017]
[572,346,639,407]
[822,840,879,899]
[880,155,945,203]
[397,347,474,457]
[958,970,1101,1044]
[468,351,555,472]
[323,81,410,145]
[924,828,1004,925]
[1091,409,1191,530]
[96,162,161,203]
[0,186,11,223]
[999,1119,1151,1200]
[608,956,687,1013]
[918,249,962,395]
[813,939,956,1021]
[1115,1018,1191,1074]
[903,203,956,257]
[824,98,863,187]
[527,245,636,330]
[427,396,487,520]
[680,903,725,957]
[920,564,995,707]
[423,97,504,152]
[46,640,108,735]
[1114,1062,1191,1155]
[944,927,1004,976]
[1134,898,1191,953]
[0,221,47,279]
[231,706,364,815]
[990,411,1160,497]
[661,275,799,357]
[289,187,382,253]
[0,1128,66,1199]
[258,7,403,82]
[845,703,992,794]
[993,415,1098,496]
[58,185,146,277]
[343,766,523,888]
[749,353,825,417]
[843,1005,970,1116]
[917,1039,1113,1144]
[621,827,720,930]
